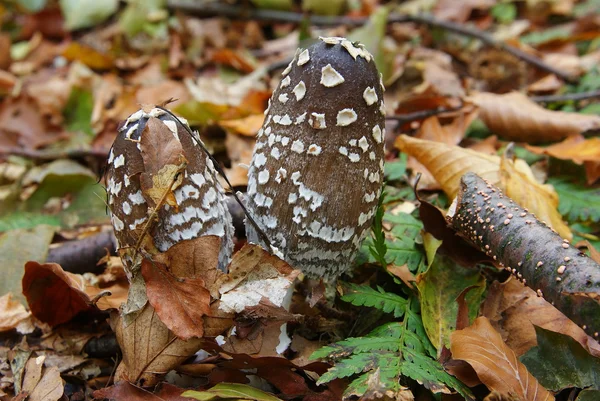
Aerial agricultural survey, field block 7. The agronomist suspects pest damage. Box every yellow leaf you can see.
[499,157,571,239]
[143,163,185,208]
[395,135,571,239]
[220,114,265,137]
[395,134,500,199]
[451,317,555,401]
[526,134,600,164]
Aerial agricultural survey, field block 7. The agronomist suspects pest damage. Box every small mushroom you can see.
[106,107,234,274]
[246,37,386,280]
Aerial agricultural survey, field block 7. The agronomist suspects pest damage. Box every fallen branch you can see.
[448,172,600,339]
[531,89,600,104]
[168,0,577,82]
[47,230,117,275]
[0,148,109,164]
[385,106,464,123]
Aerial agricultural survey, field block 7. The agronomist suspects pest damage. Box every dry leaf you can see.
[139,117,187,208]
[22,262,92,326]
[526,134,600,164]
[220,114,265,137]
[415,112,477,146]
[153,236,224,298]
[396,134,499,199]
[0,293,33,333]
[499,157,571,239]
[451,317,555,401]
[469,92,600,143]
[218,244,299,314]
[112,302,204,386]
[396,135,571,239]
[141,258,211,340]
[482,278,600,357]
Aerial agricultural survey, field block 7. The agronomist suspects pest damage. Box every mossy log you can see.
[448,172,600,339]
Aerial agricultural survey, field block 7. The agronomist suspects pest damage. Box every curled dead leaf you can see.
[141,258,211,340]
[451,317,555,401]
[469,92,600,143]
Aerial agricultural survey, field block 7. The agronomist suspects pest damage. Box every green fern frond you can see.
[370,193,387,267]
[341,284,407,318]
[312,288,474,400]
[317,352,400,384]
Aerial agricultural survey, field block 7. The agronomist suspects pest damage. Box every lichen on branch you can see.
[447,172,600,339]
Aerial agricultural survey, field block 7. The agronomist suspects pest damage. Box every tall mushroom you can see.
[106,107,234,274]
[246,37,386,280]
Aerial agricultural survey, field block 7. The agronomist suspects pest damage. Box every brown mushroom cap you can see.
[106,108,234,274]
[246,37,386,279]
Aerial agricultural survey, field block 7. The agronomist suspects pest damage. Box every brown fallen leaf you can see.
[22,262,92,327]
[469,92,600,143]
[153,236,224,298]
[139,116,187,208]
[396,135,571,239]
[94,380,189,401]
[482,278,600,358]
[526,134,600,164]
[220,114,265,137]
[141,258,211,340]
[0,293,33,333]
[396,134,500,199]
[111,302,205,386]
[451,317,555,401]
[20,357,64,401]
[415,112,478,146]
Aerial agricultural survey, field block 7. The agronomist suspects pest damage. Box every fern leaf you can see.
[317,352,400,384]
[386,237,423,272]
[370,194,387,267]
[341,284,407,318]
[548,177,600,223]
[402,350,473,400]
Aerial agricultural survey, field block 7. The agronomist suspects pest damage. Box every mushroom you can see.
[106,107,234,274]
[246,37,386,280]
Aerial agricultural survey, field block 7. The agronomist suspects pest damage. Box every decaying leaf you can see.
[0,293,34,333]
[469,92,600,143]
[141,258,211,340]
[139,117,188,208]
[416,253,485,353]
[111,302,205,386]
[22,262,92,326]
[218,244,300,314]
[526,134,600,164]
[451,317,555,401]
[19,355,64,401]
[482,278,600,358]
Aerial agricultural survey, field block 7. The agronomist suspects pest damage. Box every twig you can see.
[531,89,600,103]
[385,106,464,123]
[167,0,577,82]
[0,148,109,162]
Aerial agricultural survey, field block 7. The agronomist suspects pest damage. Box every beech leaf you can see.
[451,317,555,401]
[141,258,211,340]
[395,135,571,238]
[469,91,600,143]
[112,302,204,386]
[526,134,600,164]
[22,262,92,326]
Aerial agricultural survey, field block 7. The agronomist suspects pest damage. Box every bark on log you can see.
[448,172,600,339]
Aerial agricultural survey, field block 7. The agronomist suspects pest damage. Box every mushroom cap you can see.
[106,108,234,274]
[246,37,386,279]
